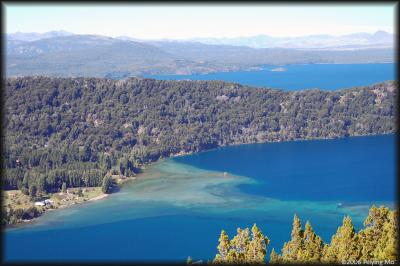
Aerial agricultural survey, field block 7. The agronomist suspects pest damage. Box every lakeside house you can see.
[44,199,54,205]
[34,199,54,206]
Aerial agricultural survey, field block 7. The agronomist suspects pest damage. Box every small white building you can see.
[44,199,54,205]
[34,201,45,206]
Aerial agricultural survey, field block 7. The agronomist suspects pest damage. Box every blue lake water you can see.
[147,63,396,90]
[4,134,396,262]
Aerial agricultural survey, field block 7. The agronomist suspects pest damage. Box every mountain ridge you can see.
[190,30,394,49]
[5,31,395,78]
[7,30,394,50]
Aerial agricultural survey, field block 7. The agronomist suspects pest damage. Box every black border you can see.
[0,1,399,266]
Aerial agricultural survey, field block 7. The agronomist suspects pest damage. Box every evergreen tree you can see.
[358,205,392,260]
[373,210,397,260]
[246,223,269,264]
[301,221,323,263]
[118,159,126,176]
[269,248,282,264]
[5,77,396,202]
[22,172,29,188]
[214,230,231,263]
[282,214,303,262]
[61,182,67,193]
[29,184,37,200]
[36,174,46,195]
[79,144,92,162]
[209,206,397,265]
[230,227,250,263]
[213,225,269,264]
[322,216,360,262]
[101,175,113,194]
[101,154,112,170]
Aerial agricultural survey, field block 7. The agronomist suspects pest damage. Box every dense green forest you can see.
[3,77,397,200]
[189,205,397,264]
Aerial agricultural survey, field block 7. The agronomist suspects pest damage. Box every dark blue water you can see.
[5,134,396,262]
[148,63,396,90]
[174,134,397,202]
[5,212,298,262]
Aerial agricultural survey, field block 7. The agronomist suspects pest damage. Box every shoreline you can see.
[169,131,395,159]
[4,188,112,228]
[88,193,109,202]
[4,132,395,229]
[148,62,395,77]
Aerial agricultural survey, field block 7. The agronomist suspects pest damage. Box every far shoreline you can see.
[145,61,395,77]
[170,132,395,159]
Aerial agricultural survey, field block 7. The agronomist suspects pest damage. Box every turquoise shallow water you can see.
[4,134,396,262]
[147,63,396,90]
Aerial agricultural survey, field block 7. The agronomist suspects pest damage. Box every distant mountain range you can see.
[7,30,73,42]
[5,31,395,78]
[8,30,394,50]
[189,31,394,50]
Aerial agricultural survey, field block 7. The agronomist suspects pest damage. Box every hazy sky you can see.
[4,3,396,39]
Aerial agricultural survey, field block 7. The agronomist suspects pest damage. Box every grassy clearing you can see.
[4,190,34,211]
[4,175,137,227]
[3,187,106,226]
[48,187,104,207]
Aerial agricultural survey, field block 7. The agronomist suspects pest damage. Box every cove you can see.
[4,134,396,262]
[147,63,396,90]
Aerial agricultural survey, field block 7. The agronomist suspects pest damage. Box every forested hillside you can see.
[4,77,397,196]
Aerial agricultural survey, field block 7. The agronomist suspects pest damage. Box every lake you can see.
[4,134,396,262]
[147,63,396,90]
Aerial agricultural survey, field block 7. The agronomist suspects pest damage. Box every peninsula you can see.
[3,77,397,225]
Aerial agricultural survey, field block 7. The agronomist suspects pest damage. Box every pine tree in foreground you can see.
[213,230,230,264]
[281,214,303,262]
[188,205,397,264]
[322,216,360,262]
[269,248,282,264]
[213,224,269,264]
[373,210,397,260]
[301,221,324,263]
[358,205,398,260]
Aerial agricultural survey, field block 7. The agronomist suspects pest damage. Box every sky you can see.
[4,3,397,39]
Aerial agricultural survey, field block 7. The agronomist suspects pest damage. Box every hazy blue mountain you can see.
[6,34,242,77]
[5,32,395,77]
[6,34,192,77]
[190,31,394,49]
[6,34,172,56]
[7,30,74,42]
[115,36,148,42]
[152,41,394,65]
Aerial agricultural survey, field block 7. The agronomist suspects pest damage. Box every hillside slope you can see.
[5,77,396,189]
